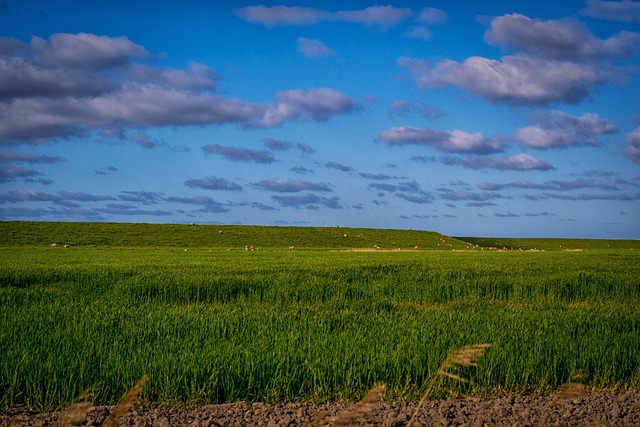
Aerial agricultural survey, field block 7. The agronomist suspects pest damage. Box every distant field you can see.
[1,221,639,411]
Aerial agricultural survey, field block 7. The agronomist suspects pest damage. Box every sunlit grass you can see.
[1,222,639,410]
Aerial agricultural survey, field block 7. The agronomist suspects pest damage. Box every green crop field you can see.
[1,221,639,411]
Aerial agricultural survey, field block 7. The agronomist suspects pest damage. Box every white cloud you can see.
[334,6,412,30]
[626,127,640,163]
[379,125,504,154]
[0,34,356,144]
[297,37,334,58]
[515,111,617,149]
[580,0,640,23]
[30,33,149,68]
[232,5,331,27]
[441,154,554,171]
[260,88,356,127]
[415,7,447,24]
[233,5,411,29]
[398,55,608,106]
[485,13,640,59]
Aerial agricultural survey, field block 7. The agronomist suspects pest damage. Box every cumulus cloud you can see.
[94,203,172,216]
[405,7,448,41]
[437,188,503,202]
[263,138,314,154]
[580,0,640,23]
[259,88,356,127]
[290,165,313,174]
[379,125,504,154]
[441,154,554,171]
[165,196,229,213]
[542,192,639,201]
[233,5,411,30]
[271,193,341,209]
[0,151,64,163]
[0,165,41,183]
[484,13,640,59]
[359,172,396,180]
[0,188,112,204]
[297,37,334,57]
[232,5,331,27]
[415,7,448,24]
[369,180,433,204]
[478,178,620,192]
[202,144,276,163]
[386,100,446,120]
[263,138,292,151]
[117,191,163,204]
[626,127,640,163]
[184,176,242,191]
[254,179,331,192]
[30,32,149,69]
[0,33,356,144]
[515,111,617,149]
[325,162,353,172]
[398,55,608,106]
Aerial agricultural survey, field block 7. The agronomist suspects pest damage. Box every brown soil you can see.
[2,393,639,426]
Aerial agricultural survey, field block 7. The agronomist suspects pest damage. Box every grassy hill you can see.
[456,236,640,251]
[2,221,638,251]
[1,221,474,250]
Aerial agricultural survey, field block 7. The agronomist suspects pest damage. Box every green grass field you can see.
[1,222,639,411]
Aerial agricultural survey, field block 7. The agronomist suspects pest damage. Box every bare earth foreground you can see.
[2,393,640,427]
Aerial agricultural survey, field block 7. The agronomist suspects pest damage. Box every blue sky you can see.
[1,0,639,238]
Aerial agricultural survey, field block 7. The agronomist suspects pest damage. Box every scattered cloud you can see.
[438,188,503,202]
[254,179,331,192]
[626,127,640,163]
[263,138,292,151]
[359,172,396,180]
[94,203,173,216]
[515,110,617,149]
[325,161,353,172]
[290,165,313,174]
[296,143,315,153]
[165,196,229,213]
[30,32,150,69]
[0,33,356,144]
[369,180,433,204]
[233,5,412,30]
[117,191,163,204]
[94,165,118,175]
[485,13,640,59]
[386,100,446,120]
[271,193,341,209]
[495,212,520,218]
[202,144,276,163]
[379,125,504,154]
[263,138,315,153]
[0,151,64,163]
[415,7,448,24]
[542,192,639,201]
[580,0,640,23]
[297,37,334,57]
[398,55,608,106]
[259,88,357,127]
[0,165,41,183]
[478,178,621,192]
[184,176,243,191]
[405,7,448,41]
[0,188,119,204]
[441,154,554,171]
